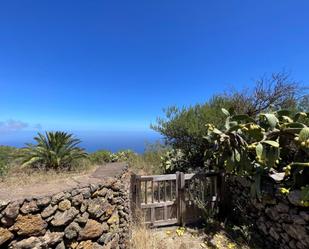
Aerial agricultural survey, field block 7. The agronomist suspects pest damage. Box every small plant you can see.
[21,131,88,170]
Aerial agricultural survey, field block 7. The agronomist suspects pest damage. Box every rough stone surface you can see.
[9,231,64,249]
[77,240,104,249]
[227,176,309,249]
[41,204,58,218]
[0,227,14,246]
[0,163,130,249]
[3,202,20,219]
[10,214,47,236]
[78,219,105,240]
[58,199,71,211]
[51,207,79,226]
[64,222,81,239]
[20,200,39,214]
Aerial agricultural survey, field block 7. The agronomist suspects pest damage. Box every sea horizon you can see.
[0,130,162,153]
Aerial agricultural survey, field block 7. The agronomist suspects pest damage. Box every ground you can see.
[131,223,259,249]
[0,162,127,201]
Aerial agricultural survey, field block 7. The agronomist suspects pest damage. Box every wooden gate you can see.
[131,171,222,227]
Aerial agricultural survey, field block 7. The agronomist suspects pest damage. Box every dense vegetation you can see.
[153,72,309,172]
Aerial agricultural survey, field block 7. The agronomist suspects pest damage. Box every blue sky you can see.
[1,0,309,134]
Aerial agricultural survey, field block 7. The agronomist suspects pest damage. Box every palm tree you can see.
[21,131,88,170]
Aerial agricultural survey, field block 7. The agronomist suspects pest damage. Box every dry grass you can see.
[131,224,256,249]
[0,161,96,188]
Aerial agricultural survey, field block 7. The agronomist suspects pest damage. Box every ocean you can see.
[0,130,162,153]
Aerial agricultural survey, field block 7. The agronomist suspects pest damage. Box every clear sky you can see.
[1,0,309,133]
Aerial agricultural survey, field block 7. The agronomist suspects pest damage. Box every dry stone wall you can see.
[0,176,130,249]
[227,175,309,249]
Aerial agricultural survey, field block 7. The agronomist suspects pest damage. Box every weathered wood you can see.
[132,171,221,228]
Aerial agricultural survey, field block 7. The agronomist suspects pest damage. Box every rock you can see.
[283,224,307,241]
[51,192,65,204]
[71,193,84,206]
[75,212,89,225]
[3,202,20,219]
[0,200,9,212]
[77,240,104,249]
[265,207,278,220]
[41,231,64,246]
[107,211,119,225]
[291,215,306,225]
[1,216,14,227]
[36,196,51,207]
[257,222,268,235]
[58,199,71,211]
[0,228,14,246]
[10,214,47,236]
[9,231,64,249]
[275,202,289,213]
[269,227,280,240]
[20,200,39,214]
[288,190,302,206]
[51,207,79,226]
[299,211,309,222]
[55,241,66,249]
[9,236,41,249]
[64,221,81,239]
[102,234,119,249]
[41,204,58,218]
[80,188,91,199]
[93,188,108,198]
[98,232,113,244]
[78,219,105,240]
[87,198,108,218]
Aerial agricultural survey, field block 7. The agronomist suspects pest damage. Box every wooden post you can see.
[177,172,185,226]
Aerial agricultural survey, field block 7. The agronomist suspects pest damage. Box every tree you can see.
[222,72,303,116]
[153,72,307,172]
[21,131,87,170]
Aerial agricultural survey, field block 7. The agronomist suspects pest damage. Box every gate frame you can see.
[131,171,222,227]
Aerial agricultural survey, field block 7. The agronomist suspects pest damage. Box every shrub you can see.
[0,146,20,176]
[89,150,113,164]
[204,108,309,203]
[21,131,88,170]
[152,72,306,172]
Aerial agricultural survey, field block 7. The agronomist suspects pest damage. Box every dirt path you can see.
[131,225,256,249]
[0,162,127,202]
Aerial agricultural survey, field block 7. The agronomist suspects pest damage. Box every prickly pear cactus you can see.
[204,109,309,202]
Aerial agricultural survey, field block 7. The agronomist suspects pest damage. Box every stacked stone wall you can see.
[227,176,309,249]
[0,176,130,249]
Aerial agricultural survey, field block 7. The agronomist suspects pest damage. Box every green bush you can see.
[0,146,20,176]
[204,108,309,205]
[152,73,306,172]
[89,150,113,164]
